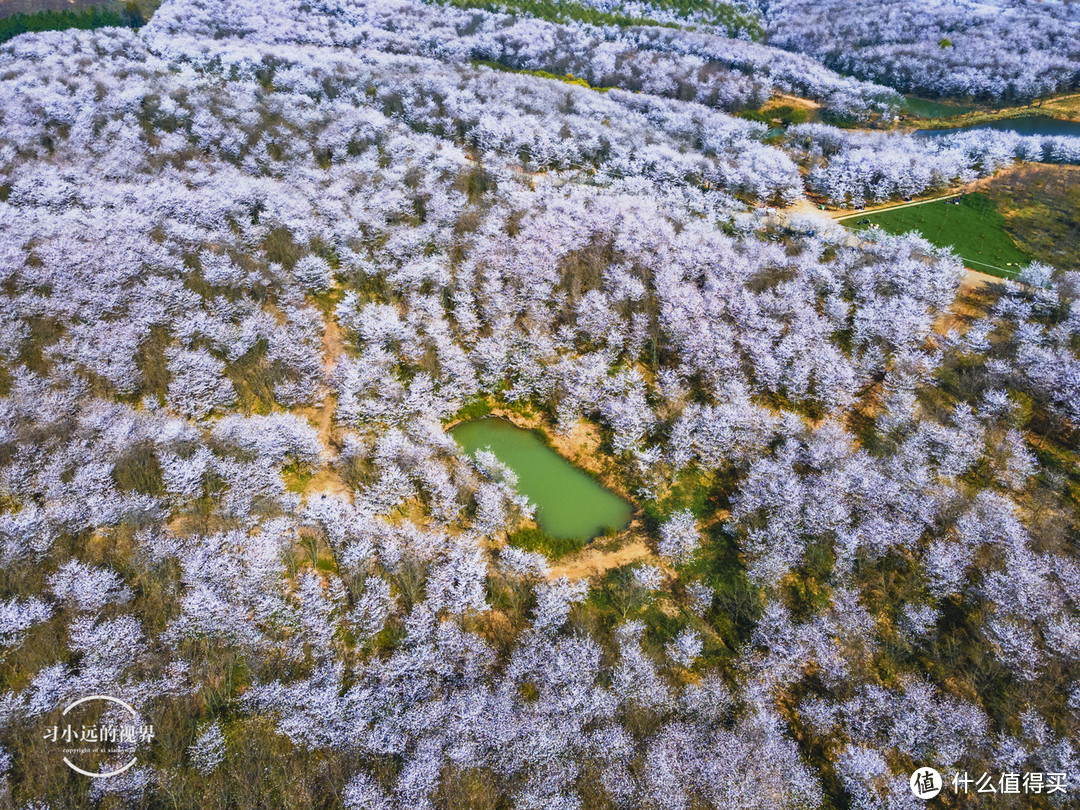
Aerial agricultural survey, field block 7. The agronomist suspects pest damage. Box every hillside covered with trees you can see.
[0,0,1078,808]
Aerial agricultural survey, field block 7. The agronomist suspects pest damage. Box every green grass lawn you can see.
[902,96,976,119]
[845,193,1030,278]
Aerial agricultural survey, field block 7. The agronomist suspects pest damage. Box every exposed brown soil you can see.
[980,163,1080,271]
[302,467,351,500]
[547,537,656,582]
[768,93,823,112]
[317,316,343,448]
[296,302,350,499]
[934,268,1006,336]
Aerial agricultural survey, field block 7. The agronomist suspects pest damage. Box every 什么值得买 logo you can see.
[910,766,943,799]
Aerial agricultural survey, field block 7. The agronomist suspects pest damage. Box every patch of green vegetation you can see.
[453,397,494,421]
[282,460,315,494]
[780,537,833,621]
[901,96,975,119]
[442,0,673,29]
[981,165,1080,271]
[0,3,143,44]
[226,338,294,415]
[641,468,715,530]
[766,104,809,126]
[680,525,762,655]
[308,285,344,317]
[112,440,165,496]
[586,564,653,621]
[262,225,302,270]
[846,193,1030,278]
[448,0,762,37]
[738,109,770,124]
[455,164,500,203]
[507,526,587,560]
[648,0,761,36]
[16,315,64,376]
[134,323,172,405]
[473,59,604,91]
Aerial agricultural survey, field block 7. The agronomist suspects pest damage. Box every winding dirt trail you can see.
[296,305,352,500]
[318,316,343,449]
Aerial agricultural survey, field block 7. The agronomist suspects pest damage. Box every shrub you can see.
[508,527,586,560]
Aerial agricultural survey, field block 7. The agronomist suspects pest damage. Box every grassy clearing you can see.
[901,96,975,120]
[740,102,810,128]
[1031,92,1080,122]
[451,396,494,422]
[980,164,1080,271]
[846,193,1030,278]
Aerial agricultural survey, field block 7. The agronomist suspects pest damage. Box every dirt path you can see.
[318,315,343,449]
[934,267,1007,335]
[961,267,1005,291]
[547,538,655,581]
[832,192,961,221]
[831,164,1029,222]
[769,93,822,111]
[801,161,1030,222]
[784,198,827,217]
[296,304,352,499]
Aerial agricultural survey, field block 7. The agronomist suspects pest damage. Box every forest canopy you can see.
[0,0,1078,808]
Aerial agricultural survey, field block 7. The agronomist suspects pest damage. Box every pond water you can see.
[451,417,632,540]
[915,116,1080,139]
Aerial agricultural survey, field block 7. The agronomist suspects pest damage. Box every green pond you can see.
[451,417,632,540]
